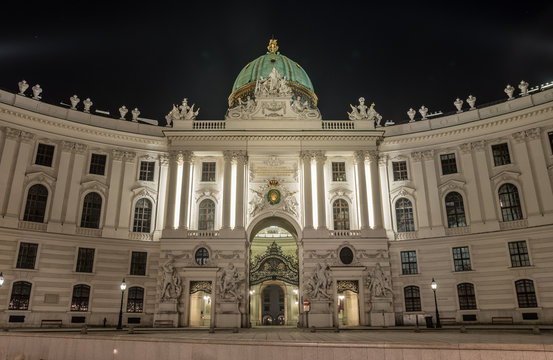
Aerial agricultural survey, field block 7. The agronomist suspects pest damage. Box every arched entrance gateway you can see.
[247,216,301,327]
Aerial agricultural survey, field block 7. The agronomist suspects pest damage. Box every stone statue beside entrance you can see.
[218,262,245,301]
[304,263,332,300]
[159,254,183,301]
[366,263,393,298]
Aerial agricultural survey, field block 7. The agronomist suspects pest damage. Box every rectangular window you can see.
[440,153,457,175]
[16,242,39,269]
[130,251,147,276]
[35,143,55,167]
[548,131,553,153]
[400,250,418,275]
[392,161,408,181]
[89,154,107,175]
[201,162,216,182]
[332,162,346,182]
[492,143,511,166]
[75,248,95,273]
[452,246,471,271]
[139,161,155,181]
[509,241,530,267]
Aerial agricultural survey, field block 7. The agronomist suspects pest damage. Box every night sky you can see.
[1,2,552,124]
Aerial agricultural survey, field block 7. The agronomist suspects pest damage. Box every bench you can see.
[154,320,174,328]
[492,316,513,324]
[440,317,456,325]
[41,319,63,328]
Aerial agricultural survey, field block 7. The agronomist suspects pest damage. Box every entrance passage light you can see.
[249,290,255,295]
[293,289,298,295]
[0,272,4,287]
[338,295,345,300]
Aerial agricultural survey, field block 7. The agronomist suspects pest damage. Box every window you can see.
[396,198,415,232]
[127,287,144,313]
[139,161,155,181]
[35,143,55,167]
[452,246,471,271]
[401,250,418,275]
[332,199,350,230]
[332,162,346,181]
[198,199,215,230]
[445,192,466,228]
[201,162,216,182]
[440,153,457,175]
[16,242,39,269]
[339,247,354,265]
[457,283,477,310]
[71,284,90,312]
[515,279,538,308]
[132,198,152,233]
[392,161,408,181]
[80,192,102,228]
[498,183,523,222]
[76,248,95,273]
[23,184,48,223]
[548,131,553,153]
[492,143,511,166]
[195,248,209,265]
[9,281,32,310]
[130,251,147,275]
[89,154,107,175]
[404,286,421,312]
[509,241,530,267]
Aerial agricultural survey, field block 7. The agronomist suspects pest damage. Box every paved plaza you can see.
[1,326,552,359]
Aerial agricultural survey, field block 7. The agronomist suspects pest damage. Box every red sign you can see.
[303,299,310,306]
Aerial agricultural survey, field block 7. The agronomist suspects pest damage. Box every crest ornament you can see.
[267,179,281,205]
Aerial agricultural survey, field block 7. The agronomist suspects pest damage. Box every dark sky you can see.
[1,2,552,124]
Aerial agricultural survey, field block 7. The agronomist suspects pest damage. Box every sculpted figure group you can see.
[304,263,332,300]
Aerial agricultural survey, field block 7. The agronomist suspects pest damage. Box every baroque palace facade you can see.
[1,40,553,328]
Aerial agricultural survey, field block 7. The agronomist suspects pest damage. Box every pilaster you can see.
[314,151,327,230]
[512,131,540,217]
[300,151,314,230]
[353,150,369,230]
[47,141,75,232]
[410,151,429,230]
[524,128,553,214]
[471,141,498,225]
[221,150,233,230]
[458,143,484,230]
[117,151,137,233]
[367,151,384,230]
[102,150,124,236]
[0,128,21,218]
[63,143,88,232]
[155,154,169,235]
[421,150,444,231]
[234,151,248,230]
[179,151,194,230]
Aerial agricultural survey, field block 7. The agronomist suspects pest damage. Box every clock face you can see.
[267,189,281,205]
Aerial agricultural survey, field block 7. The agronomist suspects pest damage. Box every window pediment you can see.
[438,179,466,196]
[490,170,521,184]
[25,171,56,189]
[80,180,108,196]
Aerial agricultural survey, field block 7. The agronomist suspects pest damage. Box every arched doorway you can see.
[248,216,300,327]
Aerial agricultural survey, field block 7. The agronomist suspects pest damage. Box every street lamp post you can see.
[117,278,126,330]
[431,278,442,328]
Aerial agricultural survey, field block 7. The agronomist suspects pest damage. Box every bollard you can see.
[459,326,467,333]
[310,326,316,333]
[232,327,239,333]
[532,326,540,335]
[209,327,215,334]
[81,325,87,335]
[414,326,421,333]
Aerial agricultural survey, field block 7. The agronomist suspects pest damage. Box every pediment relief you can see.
[438,179,466,195]
[80,180,108,195]
[390,185,416,198]
[131,186,157,202]
[140,154,157,162]
[490,170,521,183]
[329,187,353,202]
[195,188,220,202]
[25,171,56,188]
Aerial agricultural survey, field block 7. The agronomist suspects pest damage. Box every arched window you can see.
[133,198,152,233]
[396,198,415,232]
[71,284,90,312]
[515,279,537,308]
[404,286,421,312]
[23,184,48,223]
[9,281,32,310]
[445,192,466,228]
[127,286,144,313]
[198,199,215,230]
[80,192,102,229]
[498,183,523,222]
[195,247,209,265]
[333,199,350,230]
[457,283,477,310]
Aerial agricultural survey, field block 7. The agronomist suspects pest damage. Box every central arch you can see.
[246,214,302,327]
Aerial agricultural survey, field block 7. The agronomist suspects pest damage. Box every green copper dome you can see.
[228,40,318,108]
[231,53,314,94]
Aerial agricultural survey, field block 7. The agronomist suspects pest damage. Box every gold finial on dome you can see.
[267,39,279,54]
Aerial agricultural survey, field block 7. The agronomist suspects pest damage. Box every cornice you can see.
[382,105,553,146]
[0,107,167,147]
[167,135,382,142]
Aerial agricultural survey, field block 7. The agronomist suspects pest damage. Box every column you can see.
[156,155,169,232]
[378,155,392,230]
[0,128,21,216]
[234,151,247,230]
[525,128,553,213]
[353,150,369,230]
[221,151,233,229]
[63,143,88,229]
[103,150,124,231]
[410,152,429,229]
[6,131,36,220]
[422,150,443,228]
[368,151,384,229]
[315,151,327,230]
[300,151,314,229]
[48,141,75,227]
[179,151,194,230]
[117,151,137,231]
[471,141,497,223]
[458,143,483,225]
[164,151,182,230]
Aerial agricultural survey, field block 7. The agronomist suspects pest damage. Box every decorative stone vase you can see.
[132,108,140,122]
[70,95,80,110]
[119,106,128,120]
[32,84,42,100]
[18,80,29,95]
[453,98,463,113]
[504,85,514,100]
[466,95,476,110]
[418,106,428,120]
[407,108,416,122]
[519,80,529,96]
[83,98,93,113]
